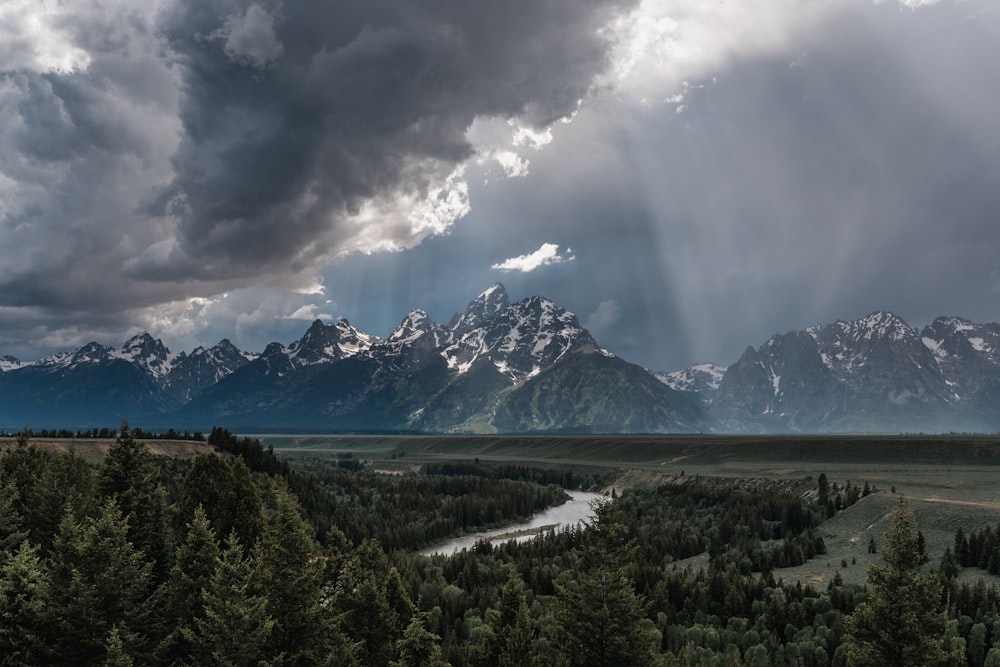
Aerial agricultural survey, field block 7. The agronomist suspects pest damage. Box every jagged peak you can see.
[388,309,438,341]
[449,283,512,336]
[0,355,23,372]
[832,310,914,343]
[479,282,508,301]
[929,315,976,332]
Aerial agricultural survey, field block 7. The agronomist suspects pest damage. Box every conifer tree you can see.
[846,497,962,667]
[184,532,279,666]
[176,454,264,549]
[0,479,27,553]
[552,500,660,667]
[0,541,48,666]
[488,569,534,667]
[98,421,171,581]
[41,501,153,665]
[392,612,449,667]
[102,626,135,667]
[154,505,220,661]
[334,538,414,666]
[253,479,334,665]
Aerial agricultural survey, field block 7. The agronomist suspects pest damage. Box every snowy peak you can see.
[657,363,726,396]
[56,342,114,368]
[0,355,22,372]
[162,338,257,401]
[387,310,444,345]
[442,294,601,378]
[381,310,450,366]
[287,319,379,366]
[448,282,510,337]
[115,332,177,378]
[714,310,976,432]
[921,316,1000,363]
[837,311,915,344]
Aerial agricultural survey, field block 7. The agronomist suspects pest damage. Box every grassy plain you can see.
[260,433,1000,587]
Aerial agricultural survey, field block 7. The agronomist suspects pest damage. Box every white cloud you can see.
[0,0,91,73]
[602,0,851,104]
[280,304,334,321]
[584,300,623,337]
[491,243,575,273]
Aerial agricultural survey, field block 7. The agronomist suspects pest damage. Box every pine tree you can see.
[392,612,449,667]
[41,501,154,665]
[176,454,263,550]
[98,421,171,581]
[0,541,49,666]
[102,625,135,667]
[552,500,660,667]
[252,479,334,665]
[184,532,279,666]
[846,497,962,667]
[489,569,534,667]
[333,538,414,666]
[0,479,27,553]
[154,505,220,661]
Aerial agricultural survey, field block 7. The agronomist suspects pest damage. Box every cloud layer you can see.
[0,0,634,357]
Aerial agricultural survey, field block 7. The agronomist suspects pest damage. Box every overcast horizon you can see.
[2,0,998,372]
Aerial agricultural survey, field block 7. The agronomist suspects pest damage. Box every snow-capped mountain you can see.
[919,316,1000,404]
[114,333,179,379]
[286,319,379,366]
[0,355,23,372]
[161,339,257,403]
[0,283,701,433]
[173,284,697,433]
[656,363,726,406]
[711,311,1000,432]
[380,310,451,369]
[441,294,604,379]
[7,295,1000,434]
[446,282,510,337]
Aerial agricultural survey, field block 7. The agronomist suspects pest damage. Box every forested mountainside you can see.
[2,426,998,665]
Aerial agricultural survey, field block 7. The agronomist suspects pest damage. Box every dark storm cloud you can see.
[0,0,635,358]
[137,0,637,280]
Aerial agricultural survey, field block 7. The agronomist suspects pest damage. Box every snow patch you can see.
[969,337,990,353]
[922,337,948,361]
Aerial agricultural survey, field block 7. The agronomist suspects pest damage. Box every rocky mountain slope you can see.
[693,311,1000,433]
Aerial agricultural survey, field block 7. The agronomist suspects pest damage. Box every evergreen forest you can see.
[3,425,1000,666]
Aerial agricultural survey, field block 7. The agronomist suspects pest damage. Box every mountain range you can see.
[2,284,999,434]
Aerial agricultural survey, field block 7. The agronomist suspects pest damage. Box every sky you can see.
[1,0,998,372]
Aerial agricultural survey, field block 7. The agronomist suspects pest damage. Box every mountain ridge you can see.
[5,299,1000,434]
[0,284,700,434]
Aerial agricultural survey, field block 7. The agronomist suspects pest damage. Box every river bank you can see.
[419,490,602,556]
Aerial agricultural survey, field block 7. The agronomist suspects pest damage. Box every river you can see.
[418,490,602,556]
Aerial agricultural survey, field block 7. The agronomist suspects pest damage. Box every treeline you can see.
[953,523,1000,574]
[421,461,605,490]
[1,426,206,441]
